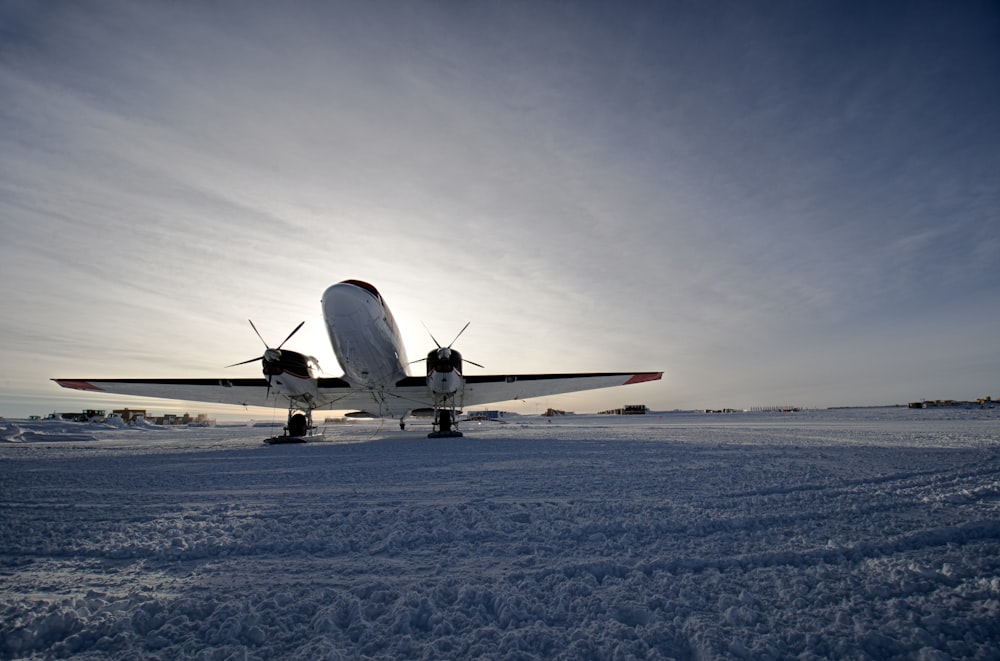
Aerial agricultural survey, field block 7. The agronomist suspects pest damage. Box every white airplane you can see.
[55,280,662,440]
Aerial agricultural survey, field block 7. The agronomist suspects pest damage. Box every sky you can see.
[1,0,998,418]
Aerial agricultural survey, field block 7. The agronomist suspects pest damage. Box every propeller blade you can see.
[465,359,485,369]
[277,321,305,350]
[447,322,471,348]
[226,356,264,368]
[421,321,442,348]
[248,320,268,348]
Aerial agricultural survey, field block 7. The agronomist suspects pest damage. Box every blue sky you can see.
[1,1,998,417]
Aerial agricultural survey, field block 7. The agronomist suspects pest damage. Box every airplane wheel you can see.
[288,413,308,437]
[439,409,453,432]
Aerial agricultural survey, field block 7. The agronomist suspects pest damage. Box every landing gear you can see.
[428,407,463,438]
[264,407,320,445]
[288,412,308,437]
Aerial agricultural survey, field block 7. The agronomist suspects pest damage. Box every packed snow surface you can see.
[2,408,1000,660]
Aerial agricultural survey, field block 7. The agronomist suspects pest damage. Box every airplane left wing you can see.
[54,378,317,409]
[55,377,458,418]
[53,378,400,413]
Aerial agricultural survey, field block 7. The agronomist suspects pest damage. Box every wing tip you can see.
[625,372,663,385]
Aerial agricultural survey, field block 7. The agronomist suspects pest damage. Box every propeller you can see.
[226,320,305,395]
[414,321,484,369]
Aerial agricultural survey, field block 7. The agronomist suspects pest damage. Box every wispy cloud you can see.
[1,1,998,415]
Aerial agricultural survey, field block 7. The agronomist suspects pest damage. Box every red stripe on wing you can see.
[54,380,106,391]
[624,372,663,385]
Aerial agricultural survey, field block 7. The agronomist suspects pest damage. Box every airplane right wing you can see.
[315,371,663,417]
[458,371,662,408]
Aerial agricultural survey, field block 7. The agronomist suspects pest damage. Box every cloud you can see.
[1,1,998,416]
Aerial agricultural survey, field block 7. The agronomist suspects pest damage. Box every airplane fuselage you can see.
[322,280,409,389]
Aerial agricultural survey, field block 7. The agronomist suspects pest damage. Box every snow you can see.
[2,408,1000,659]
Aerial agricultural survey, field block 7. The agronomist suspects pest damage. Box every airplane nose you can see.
[323,281,379,319]
[323,284,359,317]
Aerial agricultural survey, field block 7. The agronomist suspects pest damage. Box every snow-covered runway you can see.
[2,409,999,659]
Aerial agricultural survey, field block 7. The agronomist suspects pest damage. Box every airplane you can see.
[55,279,662,441]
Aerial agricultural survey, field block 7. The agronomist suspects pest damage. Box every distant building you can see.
[599,404,649,415]
[465,410,509,420]
[909,397,996,409]
[113,408,147,423]
[156,413,184,425]
[153,413,215,425]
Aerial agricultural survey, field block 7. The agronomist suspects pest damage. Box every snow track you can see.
[2,410,999,659]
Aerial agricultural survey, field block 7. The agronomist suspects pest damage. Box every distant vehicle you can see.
[55,280,661,440]
[54,409,107,423]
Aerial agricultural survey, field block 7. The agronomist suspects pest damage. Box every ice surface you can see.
[2,409,1000,659]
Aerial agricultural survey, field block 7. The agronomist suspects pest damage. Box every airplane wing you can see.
[384,372,663,410]
[54,371,662,416]
[459,372,662,407]
[52,378,409,414]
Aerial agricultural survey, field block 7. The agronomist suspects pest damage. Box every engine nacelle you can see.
[426,347,463,395]
[263,349,320,399]
[262,349,319,380]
